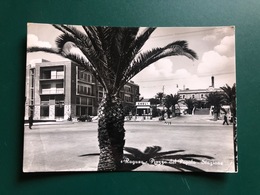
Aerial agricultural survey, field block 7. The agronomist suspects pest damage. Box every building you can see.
[176,76,226,116]
[135,99,152,116]
[24,59,139,121]
[177,76,223,107]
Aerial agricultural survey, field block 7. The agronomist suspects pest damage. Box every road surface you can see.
[23,115,235,172]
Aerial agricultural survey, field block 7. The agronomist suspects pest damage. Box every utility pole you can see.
[162,85,165,113]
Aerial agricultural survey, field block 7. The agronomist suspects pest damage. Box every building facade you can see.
[177,76,223,107]
[24,60,139,120]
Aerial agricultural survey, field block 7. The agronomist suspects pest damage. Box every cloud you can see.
[172,68,192,79]
[153,59,174,77]
[197,51,235,75]
[214,35,235,56]
[27,34,52,48]
[198,33,235,76]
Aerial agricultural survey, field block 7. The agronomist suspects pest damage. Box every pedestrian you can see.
[29,115,33,129]
[223,114,229,125]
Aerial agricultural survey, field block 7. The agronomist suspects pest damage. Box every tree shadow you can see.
[79,153,100,157]
[121,146,214,172]
[79,146,214,172]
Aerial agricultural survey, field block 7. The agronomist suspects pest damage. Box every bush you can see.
[77,115,92,122]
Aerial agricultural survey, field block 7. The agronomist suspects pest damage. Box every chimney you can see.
[211,76,214,88]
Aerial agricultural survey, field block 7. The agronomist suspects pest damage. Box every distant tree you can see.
[170,94,181,117]
[164,94,181,117]
[148,98,160,105]
[151,106,160,117]
[184,98,197,115]
[206,92,225,120]
[122,102,135,116]
[164,95,172,118]
[156,92,165,104]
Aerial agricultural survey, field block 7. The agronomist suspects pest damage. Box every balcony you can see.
[40,75,64,80]
[40,70,64,80]
[41,88,64,95]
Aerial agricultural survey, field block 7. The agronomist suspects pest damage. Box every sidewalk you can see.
[168,114,223,124]
[127,114,226,126]
[24,120,75,126]
[24,114,226,127]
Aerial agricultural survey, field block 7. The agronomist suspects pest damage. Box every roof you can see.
[178,87,222,94]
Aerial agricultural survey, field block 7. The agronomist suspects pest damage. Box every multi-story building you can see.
[24,59,139,121]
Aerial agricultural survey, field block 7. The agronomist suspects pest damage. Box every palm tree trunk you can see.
[172,105,176,117]
[97,94,125,171]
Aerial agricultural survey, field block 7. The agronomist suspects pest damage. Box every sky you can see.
[27,23,236,98]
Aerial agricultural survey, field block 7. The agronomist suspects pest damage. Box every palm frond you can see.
[82,26,105,56]
[116,41,197,92]
[27,47,59,54]
[53,24,67,34]
[128,27,156,58]
[130,40,197,77]
[28,25,198,97]
[55,31,111,80]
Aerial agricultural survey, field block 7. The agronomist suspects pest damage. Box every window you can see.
[98,92,103,98]
[78,84,92,95]
[41,84,51,89]
[76,97,80,104]
[87,87,91,95]
[81,97,87,105]
[40,106,49,117]
[55,105,64,117]
[79,71,84,79]
[88,107,92,115]
[76,106,80,116]
[81,107,87,115]
[55,96,64,101]
[87,98,92,105]
[56,83,63,88]
[87,74,92,83]
[124,85,131,92]
[42,70,51,79]
[56,70,64,79]
[99,86,103,91]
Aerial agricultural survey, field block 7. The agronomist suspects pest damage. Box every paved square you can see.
[23,115,235,172]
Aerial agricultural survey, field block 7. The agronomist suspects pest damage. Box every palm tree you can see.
[220,83,236,120]
[184,98,197,114]
[148,98,160,105]
[164,94,180,117]
[164,95,172,118]
[170,94,181,117]
[156,92,165,105]
[206,92,225,120]
[27,25,197,171]
[221,83,237,171]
